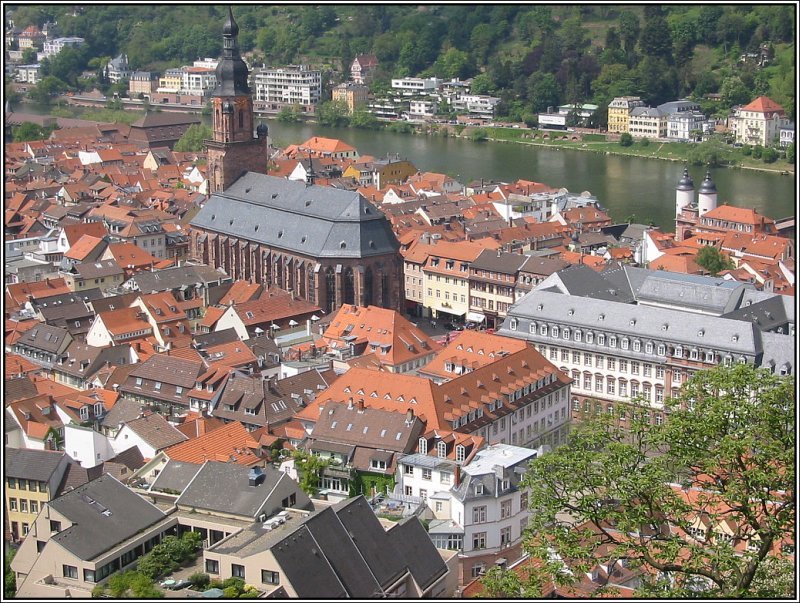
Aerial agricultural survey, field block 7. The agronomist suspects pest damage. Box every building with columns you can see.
[191,9,404,314]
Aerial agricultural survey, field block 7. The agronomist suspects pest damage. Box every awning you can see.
[437,306,466,316]
[466,311,486,323]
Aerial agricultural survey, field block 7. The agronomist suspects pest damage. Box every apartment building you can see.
[253,65,322,111]
[422,241,485,322]
[331,82,369,114]
[468,250,528,328]
[499,265,795,425]
[41,36,84,58]
[628,106,667,139]
[5,448,73,543]
[607,96,645,134]
[730,96,791,147]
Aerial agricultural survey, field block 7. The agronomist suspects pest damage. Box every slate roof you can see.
[175,462,294,518]
[503,288,762,356]
[16,324,71,353]
[470,249,528,274]
[190,174,399,259]
[386,516,448,590]
[48,474,167,560]
[101,396,144,430]
[149,459,203,494]
[4,376,39,403]
[127,264,229,293]
[4,447,68,481]
[122,412,188,451]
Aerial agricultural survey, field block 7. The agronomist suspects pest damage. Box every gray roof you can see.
[190,174,399,259]
[630,106,665,117]
[48,474,167,560]
[502,288,761,356]
[270,524,348,597]
[657,100,701,114]
[471,249,528,274]
[722,295,792,332]
[544,264,635,303]
[149,459,203,494]
[70,259,123,279]
[127,264,229,293]
[122,413,188,450]
[5,447,68,481]
[635,271,747,315]
[15,323,72,353]
[758,331,795,373]
[175,462,289,519]
[387,516,448,590]
[101,396,144,430]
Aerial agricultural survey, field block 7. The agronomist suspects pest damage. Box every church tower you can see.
[206,7,269,194]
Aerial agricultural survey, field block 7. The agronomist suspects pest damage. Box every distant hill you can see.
[8,4,795,126]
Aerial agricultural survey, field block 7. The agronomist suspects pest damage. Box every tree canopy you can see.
[173,123,213,153]
[482,364,795,598]
[9,5,795,124]
[695,245,736,275]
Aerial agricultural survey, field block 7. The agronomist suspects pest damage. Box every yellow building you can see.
[331,82,369,114]
[422,241,485,322]
[5,448,72,543]
[157,69,183,93]
[607,96,644,134]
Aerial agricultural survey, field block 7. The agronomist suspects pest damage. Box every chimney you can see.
[248,466,264,487]
[347,397,354,410]
[357,398,364,412]
[495,558,508,570]
[406,408,414,424]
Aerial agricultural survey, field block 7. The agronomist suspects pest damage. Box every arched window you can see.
[343,267,355,305]
[437,441,447,458]
[324,268,336,314]
[238,110,244,129]
[418,437,427,454]
[363,267,374,307]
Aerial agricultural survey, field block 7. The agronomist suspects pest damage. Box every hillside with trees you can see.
[9,4,795,126]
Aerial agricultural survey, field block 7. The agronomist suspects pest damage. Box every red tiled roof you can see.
[165,421,261,466]
[741,96,785,114]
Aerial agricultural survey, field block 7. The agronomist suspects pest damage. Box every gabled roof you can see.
[322,304,438,367]
[420,331,528,380]
[164,421,260,466]
[5,447,69,481]
[48,474,167,561]
[741,96,785,114]
[121,412,188,451]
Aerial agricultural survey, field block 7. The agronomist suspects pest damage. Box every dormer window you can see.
[419,437,428,454]
[79,406,89,420]
[437,441,447,458]
[455,444,466,462]
[475,482,484,495]
[509,318,517,331]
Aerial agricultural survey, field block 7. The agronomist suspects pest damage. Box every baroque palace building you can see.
[190,9,404,314]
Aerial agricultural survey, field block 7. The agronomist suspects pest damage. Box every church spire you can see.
[213,6,249,97]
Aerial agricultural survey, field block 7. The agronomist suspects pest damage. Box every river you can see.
[263,122,795,232]
[20,103,796,232]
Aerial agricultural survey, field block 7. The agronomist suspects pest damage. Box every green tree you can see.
[12,122,54,142]
[174,124,213,152]
[316,100,350,127]
[350,108,379,129]
[619,132,633,147]
[5,549,16,599]
[27,75,68,105]
[617,10,640,57]
[785,143,794,163]
[761,147,778,163]
[528,72,561,113]
[21,47,37,64]
[502,364,794,598]
[695,245,735,275]
[720,76,751,107]
[639,6,674,63]
[276,105,303,123]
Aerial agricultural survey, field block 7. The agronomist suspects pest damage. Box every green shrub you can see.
[222,577,245,591]
[762,147,778,163]
[751,145,763,159]
[210,578,224,589]
[639,136,650,147]
[239,591,260,598]
[619,132,633,147]
[469,128,488,142]
[188,572,211,590]
[223,586,240,598]
[742,144,752,156]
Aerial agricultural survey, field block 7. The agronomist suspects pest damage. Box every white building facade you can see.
[253,65,322,107]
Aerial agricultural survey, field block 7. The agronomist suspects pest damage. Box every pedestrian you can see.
[432,320,436,329]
